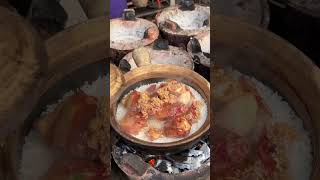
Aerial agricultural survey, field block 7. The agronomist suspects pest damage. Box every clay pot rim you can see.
[110,64,210,152]
[110,18,159,51]
[155,4,210,37]
[122,45,194,70]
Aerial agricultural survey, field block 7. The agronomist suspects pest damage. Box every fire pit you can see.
[112,132,210,180]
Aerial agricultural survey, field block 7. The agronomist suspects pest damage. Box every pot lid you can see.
[156,4,210,36]
[110,63,125,98]
[122,45,194,70]
[214,0,270,28]
[110,17,159,51]
[0,7,47,138]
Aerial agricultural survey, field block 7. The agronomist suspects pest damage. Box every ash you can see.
[113,135,210,174]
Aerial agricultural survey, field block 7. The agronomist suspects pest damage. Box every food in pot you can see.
[213,67,312,180]
[35,90,99,159]
[19,76,108,180]
[115,79,208,143]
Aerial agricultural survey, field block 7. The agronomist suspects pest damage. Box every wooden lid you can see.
[0,7,47,137]
[110,64,124,99]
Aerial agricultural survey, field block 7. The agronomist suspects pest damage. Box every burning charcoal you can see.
[122,9,136,21]
[179,0,196,11]
[199,143,210,160]
[112,136,210,175]
[160,19,182,32]
[153,38,169,50]
[121,154,149,176]
[155,160,180,174]
[183,150,204,157]
[190,38,202,53]
[118,59,131,72]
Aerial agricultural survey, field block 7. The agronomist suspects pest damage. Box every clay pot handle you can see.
[122,9,136,21]
[110,64,125,98]
[132,47,151,67]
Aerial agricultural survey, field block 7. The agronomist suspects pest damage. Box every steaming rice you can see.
[228,68,312,180]
[19,76,107,180]
[115,81,208,143]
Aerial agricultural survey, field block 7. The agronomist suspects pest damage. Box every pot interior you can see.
[16,60,109,180]
[111,65,210,152]
[214,15,320,179]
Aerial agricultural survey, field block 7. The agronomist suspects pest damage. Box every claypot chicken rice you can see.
[115,79,208,143]
[213,67,312,180]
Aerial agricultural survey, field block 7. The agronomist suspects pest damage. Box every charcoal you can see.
[113,133,210,176]
[155,160,177,173]
[179,0,195,11]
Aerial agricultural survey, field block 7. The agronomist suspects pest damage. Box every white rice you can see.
[229,69,312,180]
[19,76,107,180]
[115,81,208,143]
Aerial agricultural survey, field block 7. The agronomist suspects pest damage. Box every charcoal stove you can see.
[111,61,211,179]
[111,131,210,180]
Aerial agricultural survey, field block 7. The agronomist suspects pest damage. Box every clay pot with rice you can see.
[0,13,110,180]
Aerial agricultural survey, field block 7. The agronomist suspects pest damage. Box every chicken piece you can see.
[216,94,258,137]
[41,160,107,180]
[164,117,191,138]
[119,112,147,135]
[257,131,277,178]
[178,89,193,105]
[146,84,157,96]
[184,101,202,123]
[239,76,272,116]
[147,128,163,141]
[154,103,189,120]
[213,126,251,176]
[35,90,98,159]
[137,92,163,118]
[123,90,140,111]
